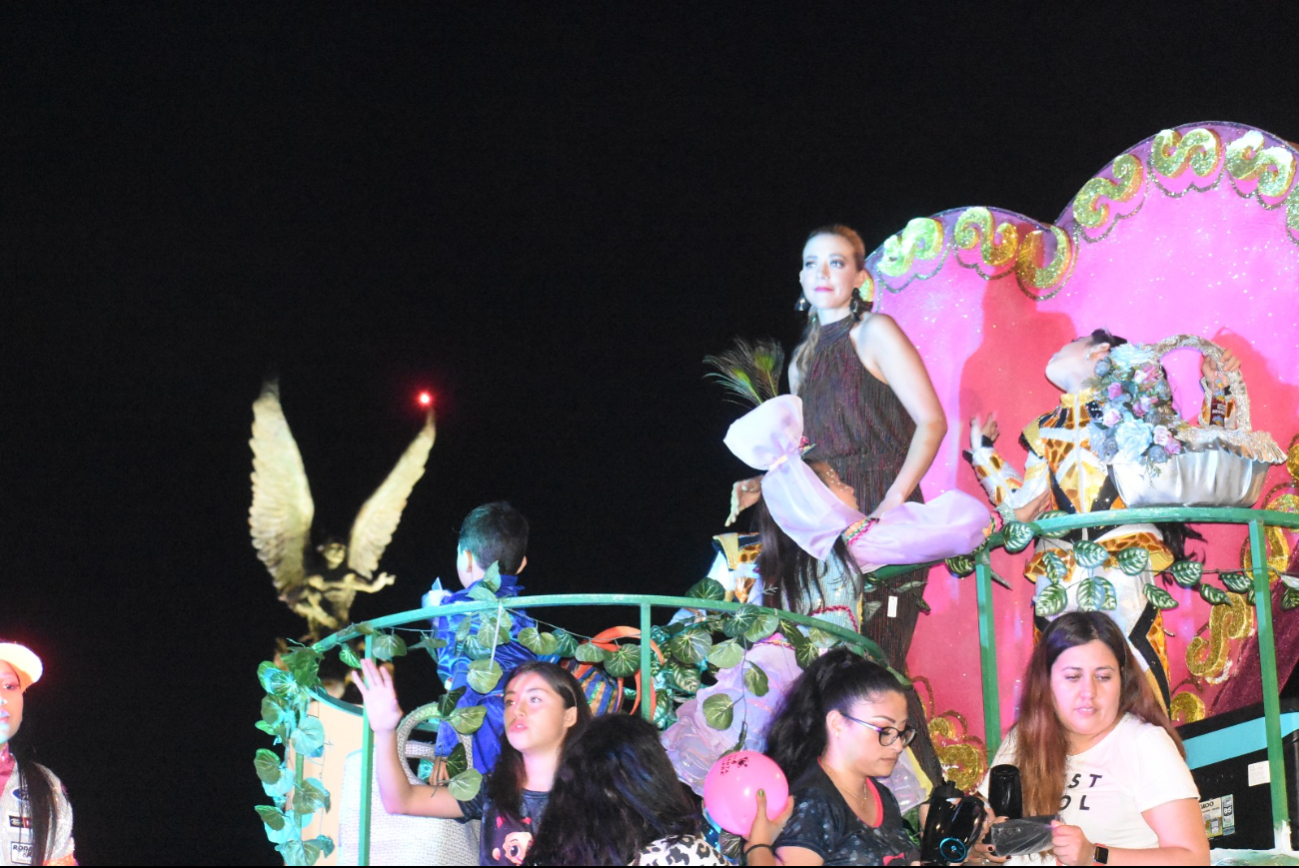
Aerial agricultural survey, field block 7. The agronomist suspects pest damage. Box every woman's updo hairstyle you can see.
[794,225,871,392]
[764,646,904,780]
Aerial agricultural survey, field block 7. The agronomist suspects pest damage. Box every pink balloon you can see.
[702,750,790,837]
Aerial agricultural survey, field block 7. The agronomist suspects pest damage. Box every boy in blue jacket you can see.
[423,502,537,772]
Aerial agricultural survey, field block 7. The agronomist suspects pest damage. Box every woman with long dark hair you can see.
[525,714,724,866]
[356,658,592,866]
[985,612,1207,865]
[0,641,75,866]
[742,647,921,866]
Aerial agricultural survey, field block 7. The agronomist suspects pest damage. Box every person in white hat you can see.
[0,642,75,866]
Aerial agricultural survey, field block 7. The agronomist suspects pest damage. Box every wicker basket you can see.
[337,704,481,866]
[1108,335,1285,509]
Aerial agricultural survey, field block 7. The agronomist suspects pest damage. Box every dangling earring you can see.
[795,296,811,313]
[849,285,870,318]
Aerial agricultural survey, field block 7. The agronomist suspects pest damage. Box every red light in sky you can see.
[417,391,433,407]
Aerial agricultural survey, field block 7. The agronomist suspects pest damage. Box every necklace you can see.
[817,757,873,808]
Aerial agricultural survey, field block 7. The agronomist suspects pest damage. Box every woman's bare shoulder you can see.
[854,312,910,354]
[858,311,903,336]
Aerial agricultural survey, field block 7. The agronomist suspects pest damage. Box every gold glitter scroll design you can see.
[1288,184,1299,246]
[1225,130,1297,205]
[1240,435,1299,576]
[1186,591,1255,684]
[1148,127,1224,196]
[953,207,1020,279]
[912,675,988,793]
[1071,153,1146,242]
[859,270,878,308]
[1014,224,1075,300]
[876,217,948,288]
[1168,689,1206,725]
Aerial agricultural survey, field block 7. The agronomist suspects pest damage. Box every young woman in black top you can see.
[744,647,920,866]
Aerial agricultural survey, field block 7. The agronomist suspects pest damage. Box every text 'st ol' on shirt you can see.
[986,713,1199,863]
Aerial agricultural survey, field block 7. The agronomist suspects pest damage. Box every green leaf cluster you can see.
[1076,577,1117,612]
[1035,582,1068,617]
[254,649,334,865]
[1218,571,1252,594]
[1002,522,1034,553]
[1169,560,1203,588]
[1142,583,1179,610]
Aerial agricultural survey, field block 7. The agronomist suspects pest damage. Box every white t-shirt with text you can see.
[987,714,1199,864]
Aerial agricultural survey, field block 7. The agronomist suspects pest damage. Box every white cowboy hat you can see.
[0,643,43,689]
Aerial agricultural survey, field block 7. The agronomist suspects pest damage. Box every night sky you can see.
[5,6,1298,864]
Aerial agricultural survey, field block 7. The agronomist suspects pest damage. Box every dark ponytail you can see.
[8,738,55,868]
[764,647,905,781]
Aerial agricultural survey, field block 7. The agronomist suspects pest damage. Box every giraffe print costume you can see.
[966,389,1182,706]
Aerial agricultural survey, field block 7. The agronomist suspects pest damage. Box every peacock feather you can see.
[703,337,786,407]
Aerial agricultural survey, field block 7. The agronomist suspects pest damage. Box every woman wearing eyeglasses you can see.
[743,647,921,866]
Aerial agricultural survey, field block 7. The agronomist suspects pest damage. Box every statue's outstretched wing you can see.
[249,382,315,595]
[348,411,436,578]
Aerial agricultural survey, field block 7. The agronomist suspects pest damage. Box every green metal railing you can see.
[311,506,1297,863]
[312,595,881,867]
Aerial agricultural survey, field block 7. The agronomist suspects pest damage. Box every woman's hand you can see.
[1013,489,1055,524]
[1050,820,1093,866]
[969,413,999,450]
[1201,348,1240,387]
[968,810,1009,865]
[354,658,404,734]
[867,490,907,520]
[746,787,795,848]
[726,477,762,527]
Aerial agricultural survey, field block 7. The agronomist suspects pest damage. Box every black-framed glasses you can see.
[841,712,916,747]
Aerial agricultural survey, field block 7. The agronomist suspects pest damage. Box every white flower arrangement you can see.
[1086,344,1186,472]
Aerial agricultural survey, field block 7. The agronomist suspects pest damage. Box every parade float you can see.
[251,121,1299,865]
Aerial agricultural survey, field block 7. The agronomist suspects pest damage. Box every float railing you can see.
[310,595,882,867]
[304,506,1296,861]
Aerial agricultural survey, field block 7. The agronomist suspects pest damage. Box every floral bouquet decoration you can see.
[1086,343,1185,475]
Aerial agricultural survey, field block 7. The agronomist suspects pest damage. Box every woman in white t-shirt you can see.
[984,612,1208,866]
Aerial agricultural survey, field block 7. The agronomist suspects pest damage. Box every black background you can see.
[4,6,1297,864]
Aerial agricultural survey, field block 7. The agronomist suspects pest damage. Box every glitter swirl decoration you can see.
[1225,129,1297,204]
[876,217,948,288]
[953,207,1020,279]
[1240,432,1299,577]
[1288,184,1299,246]
[1169,690,1207,725]
[853,123,1299,760]
[1071,153,1146,242]
[1013,224,1075,299]
[859,269,878,308]
[912,675,988,793]
[1185,591,1255,684]
[1148,127,1223,196]
[860,122,1298,295]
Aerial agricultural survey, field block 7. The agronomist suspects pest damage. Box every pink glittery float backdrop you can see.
[863,121,1299,765]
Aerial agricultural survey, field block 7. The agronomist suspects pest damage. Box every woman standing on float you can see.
[732,225,949,780]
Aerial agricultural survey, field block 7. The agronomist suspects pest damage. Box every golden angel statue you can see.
[249,381,436,640]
